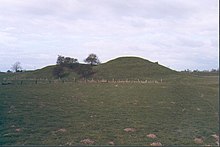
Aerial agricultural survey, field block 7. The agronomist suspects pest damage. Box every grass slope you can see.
[93,57,177,80]
[19,65,56,79]
[25,65,79,80]
[0,65,80,81]
[1,57,178,81]
[0,66,56,80]
[0,75,218,146]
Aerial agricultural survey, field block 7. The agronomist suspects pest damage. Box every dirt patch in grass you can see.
[147,134,157,139]
[65,142,72,145]
[80,138,95,145]
[150,142,162,146]
[57,128,67,133]
[212,134,219,141]
[170,101,176,104]
[108,141,115,145]
[212,134,219,146]
[194,137,203,144]
[124,128,136,132]
[15,128,21,132]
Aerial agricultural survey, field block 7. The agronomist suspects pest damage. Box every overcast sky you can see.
[0,0,219,71]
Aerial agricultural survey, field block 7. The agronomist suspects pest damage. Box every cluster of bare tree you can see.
[9,62,22,73]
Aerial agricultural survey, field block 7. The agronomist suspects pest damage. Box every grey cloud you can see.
[0,0,218,71]
[177,37,205,48]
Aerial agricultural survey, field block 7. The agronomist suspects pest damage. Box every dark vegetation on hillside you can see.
[53,55,96,79]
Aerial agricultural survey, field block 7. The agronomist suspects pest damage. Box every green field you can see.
[0,74,219,146]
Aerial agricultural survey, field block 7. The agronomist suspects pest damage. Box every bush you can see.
[76,64,94,78]
[53,65,65,78]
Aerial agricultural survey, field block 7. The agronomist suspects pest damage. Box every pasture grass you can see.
[0,75,219,146]
[93,57,177,80]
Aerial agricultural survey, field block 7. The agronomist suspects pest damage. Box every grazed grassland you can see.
[0,75,219,146]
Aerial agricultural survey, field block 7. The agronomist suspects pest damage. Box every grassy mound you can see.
[93,57,177,80]
[1,56,178,81]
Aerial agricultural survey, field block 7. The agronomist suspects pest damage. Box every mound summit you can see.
[92,57,177,80]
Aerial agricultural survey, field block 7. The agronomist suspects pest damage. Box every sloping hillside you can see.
[1,65,80,80]
[1,57,178,80]
[21,65,56,79]
[18,65,81,80]
[92,57,177,80]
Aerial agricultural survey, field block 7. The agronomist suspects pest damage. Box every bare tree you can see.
[11,61,22,72]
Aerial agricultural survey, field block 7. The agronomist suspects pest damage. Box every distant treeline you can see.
[181,69,219,76]
[181,69,219,73]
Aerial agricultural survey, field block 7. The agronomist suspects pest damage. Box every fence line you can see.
[81,78,162,84]
[1,78,163,85]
